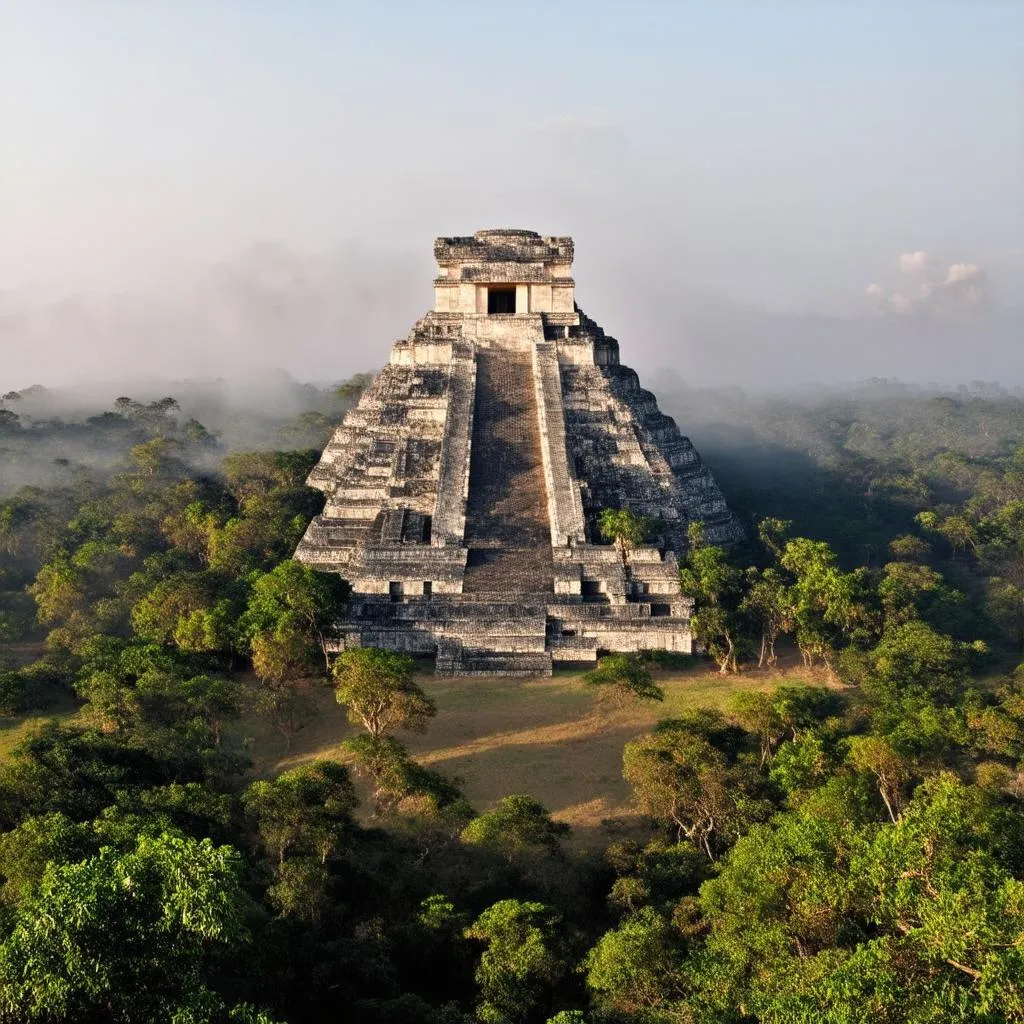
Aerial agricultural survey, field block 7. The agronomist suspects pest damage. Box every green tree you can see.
[242,760,357,866]
[916,509,979,559]
[768,731,832,797]
[75,669,143,733]
[869,618,972,704]
[757,516,792,560]
[847,774,1024,1016]
[779,537,865,671]
[221,450,319,500]
[728,690,785,768]
[847,735,910,822]
[0,832,263,1023]
[241,559,348,670]
[206,488,318,577]
[689,810,859,1021]
[461,795,569,864]
[742,566,793,668]
[465,899,566,1024]
[129,437,184,478]
[0,670,28,717]
[888,532,933,562]
[0,494,50,559]
[0,812,92,905]
[623,719,767,859]
[582,653,663,705]
[251,612,318,682]
[28,553,88,626]
[584,907,684,1016]
[130,572,234,654]
[771,684,844,741]
[690,776,1024,1022]
[173,673,244,747]
[251,613,320,749]
[332,647,436,738]
[266,857,330,923]
[679,522,750,674]
[879,560,946,626]
[597,507,652,555]
[160,499,220,564]
[978,500,1024,651]
[344,734,463,817]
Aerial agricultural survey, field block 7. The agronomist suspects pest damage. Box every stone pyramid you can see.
[295,229,741,675]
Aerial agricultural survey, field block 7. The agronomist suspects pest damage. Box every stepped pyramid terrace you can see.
[295,229,742,675]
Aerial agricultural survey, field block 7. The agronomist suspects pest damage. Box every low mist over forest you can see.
[6,368,1024,543]
[0,371,368,494]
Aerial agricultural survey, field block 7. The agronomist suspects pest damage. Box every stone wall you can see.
[431,341,476,549]
[531,340,586,548]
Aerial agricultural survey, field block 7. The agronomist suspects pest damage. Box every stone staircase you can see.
[457,650,552,676]
[463,349,553,596]
[453,349,554,673]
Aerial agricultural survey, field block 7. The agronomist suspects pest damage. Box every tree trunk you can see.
[879,783,898,823]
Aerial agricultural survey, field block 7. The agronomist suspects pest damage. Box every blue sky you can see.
[2,1,1021,386]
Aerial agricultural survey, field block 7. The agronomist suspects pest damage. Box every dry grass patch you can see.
[238,660,830,846]
[0,655,838,849]
[0,656,837,851]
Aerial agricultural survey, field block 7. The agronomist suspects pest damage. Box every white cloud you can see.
[899,251,931,273]
[945,262,981,284]
[867,254,987,316]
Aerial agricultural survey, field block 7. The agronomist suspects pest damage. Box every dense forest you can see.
[1,376,1023,1022]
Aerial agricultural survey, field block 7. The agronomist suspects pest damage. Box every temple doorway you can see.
[487,286,516,314]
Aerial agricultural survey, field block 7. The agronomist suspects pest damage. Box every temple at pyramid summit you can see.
[295,229,742,675]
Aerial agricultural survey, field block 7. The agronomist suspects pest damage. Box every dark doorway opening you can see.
[423,581,432,600]
[487,287,516,314]
[389,581,403,602]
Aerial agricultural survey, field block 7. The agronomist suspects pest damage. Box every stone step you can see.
[452,650,553,678]
[549,633,599,663]
[351,604,549,625]
[449,594,553,607]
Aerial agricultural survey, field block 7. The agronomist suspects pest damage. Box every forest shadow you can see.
[692,422,923,566]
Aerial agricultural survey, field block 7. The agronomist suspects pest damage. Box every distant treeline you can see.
[0,372,375,495]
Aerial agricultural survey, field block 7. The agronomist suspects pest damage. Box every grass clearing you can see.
[0,654,835,849]
[241,658,833,846]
